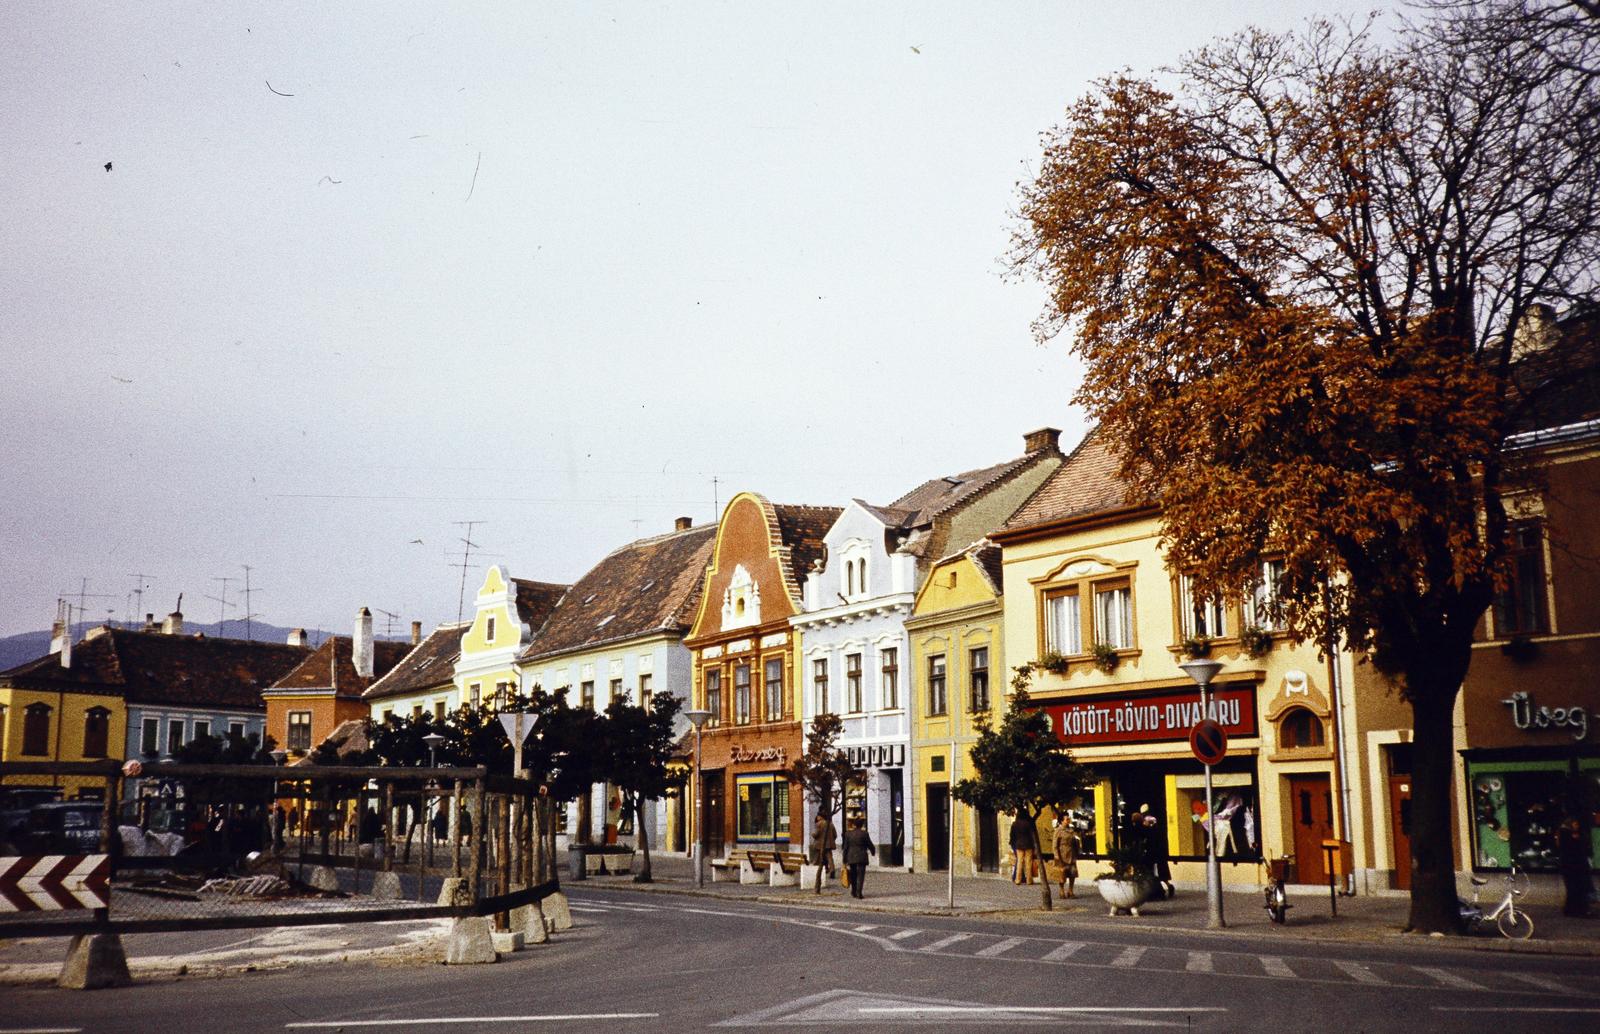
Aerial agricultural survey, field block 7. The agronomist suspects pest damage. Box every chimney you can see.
[51,606,72,669]
[162,610,183,635]
[1024,427,1062,455]
[286,628,308,648]
[674,516,693,532]
[143,613,159,632]
[411,620,422,645]
[354,607,375,679]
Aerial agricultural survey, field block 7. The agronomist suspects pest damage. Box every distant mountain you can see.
[0,619,416,674]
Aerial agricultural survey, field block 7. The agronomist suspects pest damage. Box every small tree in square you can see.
[788,712,861,893]
[954,667,1095,911]
[599,692,685,883]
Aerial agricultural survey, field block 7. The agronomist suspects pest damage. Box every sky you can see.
[1,0,1390,641]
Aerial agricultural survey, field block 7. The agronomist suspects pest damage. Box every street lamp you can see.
[422,732,445,770]
[683,708,712,888]
[1178,657,1226,930]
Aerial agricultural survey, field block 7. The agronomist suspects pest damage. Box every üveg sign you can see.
[1040,685,1258,747]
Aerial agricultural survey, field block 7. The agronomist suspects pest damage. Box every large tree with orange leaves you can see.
[1012,2,1598,933]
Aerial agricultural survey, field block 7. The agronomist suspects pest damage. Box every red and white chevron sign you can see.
[0,855,111,911]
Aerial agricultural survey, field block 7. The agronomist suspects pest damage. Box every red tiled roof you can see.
[268,636,413,700]
[511,579,568,634]
[363,623,467,701]
[1000,430,1146,533]
[772,504,844,590]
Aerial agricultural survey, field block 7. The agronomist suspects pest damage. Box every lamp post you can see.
[684,708,712,888]
[422,732,445,770]
[1178,657,1226,930]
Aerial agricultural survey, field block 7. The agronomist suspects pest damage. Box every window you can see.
[1179,574,1227,640]
[580,680,595,711]
[192,720,210,743]
[928,654,947,716]
[82,707,110,758]
[813,658,830,715]
[1044,590,1081,655]
[845,561,855,597]
[494,682,510,709]
[22,704,51,755]
[735,775,792,842]
[1095,582,1134,650]
[434,700,447,722]
[228,719,247,739]
[763,658,783,720]
[1246,559,1287,631]
[969,648,990,712]
[733,664,752,725]
[486,616,496,642]
[639,672,653,710]
[846,653,863,712]
[881,648,899,710]
[1279,708,1325,750]
[610,677,624,706]
[704,669,722,727]
[469,683,481,708]
[1494,521,1548,636]
[287,711,312,751]
[166,719,185,756]
[383,709,396,724]
[411,704,423,719]
[140,717,159,756]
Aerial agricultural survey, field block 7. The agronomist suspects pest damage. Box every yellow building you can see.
[0,626,128,799]
[904,542,1007,875]
[453,566,566,710]
[991,432,1360,889]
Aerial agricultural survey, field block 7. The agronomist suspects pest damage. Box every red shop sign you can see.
[1038,684,1259,747]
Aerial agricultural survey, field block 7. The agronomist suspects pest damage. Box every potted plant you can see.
[1090,642,1121,675]
[1094,840,1154,915]
[1239,625,1273,659]
[1179,634,1212,659]
[1037,651,1072,676]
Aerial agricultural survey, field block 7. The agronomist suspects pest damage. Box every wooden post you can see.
[450,780,463,878]
[382,781,395,873]
[468,778,485,904]
[417,789,428,903]
[497,792,512,929]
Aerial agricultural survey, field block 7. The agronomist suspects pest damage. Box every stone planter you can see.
[1096,876,1154,916]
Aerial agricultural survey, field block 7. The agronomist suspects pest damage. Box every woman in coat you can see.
[1051,816,1080,898]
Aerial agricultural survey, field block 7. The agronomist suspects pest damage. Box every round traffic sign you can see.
[1189,719,1228,765]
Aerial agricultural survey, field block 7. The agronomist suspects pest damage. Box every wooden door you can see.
[703,770,725,856]
[977,806,1000,873]
[926,783,950,871]
[1388,774,1413,890]
[1288,774,1334,883]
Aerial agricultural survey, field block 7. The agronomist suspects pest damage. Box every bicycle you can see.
[1263,854,1294,924]
[1459,865,1534,939]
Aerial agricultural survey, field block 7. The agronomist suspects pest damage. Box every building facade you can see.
[264,609,412,762]
[452,567,567,713]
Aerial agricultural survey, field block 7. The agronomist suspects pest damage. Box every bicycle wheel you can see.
[1497,907,1534,940]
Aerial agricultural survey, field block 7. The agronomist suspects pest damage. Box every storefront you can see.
[843,742,907,866]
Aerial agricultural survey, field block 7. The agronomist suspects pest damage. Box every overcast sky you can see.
[1,1,1388,641]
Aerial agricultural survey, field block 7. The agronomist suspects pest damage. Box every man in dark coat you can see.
[1009,812,1038,885]
[842,819,875,899]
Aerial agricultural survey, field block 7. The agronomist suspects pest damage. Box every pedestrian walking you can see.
[842,818,875,899]
[1557,815,1593,917]
[270,802,286,849]
[1051,814,1079,899]
[1009,811,1038,885]
[811,812,838,876]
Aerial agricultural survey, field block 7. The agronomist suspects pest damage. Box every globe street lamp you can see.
[683,708,712,888]
[1178,657,1226,930]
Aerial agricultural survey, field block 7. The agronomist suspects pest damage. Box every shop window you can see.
[763,659,783,721]
[969,647,990,712]
[881,648,899,710]
[733,664,752,725]
[736,775,792,842]
[287,711,312,752]
[1493,521,1548,636]
[844,775,867,829]
[22,703,52,756]
[813,658,829,715]
[1172,773,1259,861]
[704,669,722,728]
[1278,707,1325,749]
[846,653,863,713]
[1044,590,1081,655]
[140,716,160,757]
[82,707,110,758]
[928,654,948,716]
[1469,763,1576,871]
[1178,574,1228,640]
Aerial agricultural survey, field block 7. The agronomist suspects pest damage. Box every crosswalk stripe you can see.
[1506,973,1576,993]
[1040,942,1084,962]
[1185,952,1214,973]
[852,924,878,932]
[975,937,1025,958]
[919,933,974,952]
[1334,960,1387,985]
[1415,966,1484,990]
[1111,946,1147,968]
[1260,956,1295,979]
[888,929,923,941]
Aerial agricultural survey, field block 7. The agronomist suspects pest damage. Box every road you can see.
[4,886,1599,1032]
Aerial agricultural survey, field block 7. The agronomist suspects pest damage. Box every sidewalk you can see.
[579,852,1600,958]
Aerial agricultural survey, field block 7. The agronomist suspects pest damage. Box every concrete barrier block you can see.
[436,876,469,906]
[491,930,524,953]
[739,858,765,885]
[307,866,340,892]
[544,891,573,931]
[769,862,798,887]
[710,861,737,883]
[445,917,497,964]
[799,864,823,890]
[371,870,404,900]
[512,899,549,943]
[57,933,131,990]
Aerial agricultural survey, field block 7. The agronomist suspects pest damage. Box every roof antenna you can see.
[451,520,485,624]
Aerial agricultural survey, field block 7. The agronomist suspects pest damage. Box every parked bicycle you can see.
[1459,865,1534,939]
[1263,854,1294,924]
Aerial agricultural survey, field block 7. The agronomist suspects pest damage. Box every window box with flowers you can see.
[1033,557,1138,674]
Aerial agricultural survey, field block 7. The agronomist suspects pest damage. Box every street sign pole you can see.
[1180,659,1227,930]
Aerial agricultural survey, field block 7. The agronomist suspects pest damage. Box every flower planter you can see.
[1096,876,1154,916]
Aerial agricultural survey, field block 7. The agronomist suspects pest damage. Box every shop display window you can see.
[736,775,792,844]
[845,775,868,829]
[1172,773,1260,861]
[1468,762,1593,871]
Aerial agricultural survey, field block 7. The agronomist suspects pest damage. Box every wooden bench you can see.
[746,849,809,886]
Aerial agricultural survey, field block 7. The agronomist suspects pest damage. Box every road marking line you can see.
[1333,960,1386,985]
[0,1028,84,1033]
[888,928,923,940]
[1505,972,1576,993]
[852,924,878,932]
[1040,941,1084,962]
[1185,951,1214,973]
[858,1007,1227,1015]
[1432,1007,1600,1014]
[1260,956,1295,979]
[975,937,1025,958]
[1415,966,1484,990]
[919,932,974,952]
[286,1016,659,1028]
[1111,946,1147,967]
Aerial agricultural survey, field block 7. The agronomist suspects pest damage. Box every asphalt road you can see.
[4,886,1600,1032]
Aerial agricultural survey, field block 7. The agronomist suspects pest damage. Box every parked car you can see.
[1,788,63,853]
[18,801,105,854]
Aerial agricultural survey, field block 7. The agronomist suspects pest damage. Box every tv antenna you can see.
[373,607,403,638]
[206,576,237,630]
[127,574,155,627]
[61,578,116,638]
[451,520,485,624]
[240,564,262,641]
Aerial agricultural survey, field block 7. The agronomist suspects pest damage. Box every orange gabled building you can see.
[263,608,412,761]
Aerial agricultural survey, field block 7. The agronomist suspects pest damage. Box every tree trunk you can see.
[1034,810,1054,912]
[635,796,653,883]
[1405,674,1465,934]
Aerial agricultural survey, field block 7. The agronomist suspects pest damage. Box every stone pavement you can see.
[578,851,1600,958]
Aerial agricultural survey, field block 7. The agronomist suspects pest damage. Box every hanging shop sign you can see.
[1039,685,1259,747]
[730,744,788,765]
[845,743,905,769]
[1501,691,1590,741]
